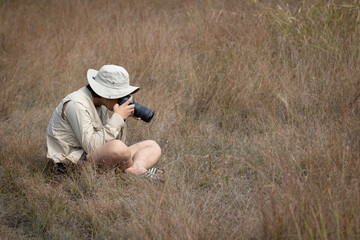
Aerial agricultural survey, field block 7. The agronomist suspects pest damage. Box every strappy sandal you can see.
[141,168,165,181]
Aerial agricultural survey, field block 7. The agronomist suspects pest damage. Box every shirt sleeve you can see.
[63,100,126,154]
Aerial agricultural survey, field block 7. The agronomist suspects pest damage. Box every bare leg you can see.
[87,140,133,169]
[125,140,162,175]
[86,139,161,175]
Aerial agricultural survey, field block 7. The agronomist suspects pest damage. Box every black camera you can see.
[118,96,154,123]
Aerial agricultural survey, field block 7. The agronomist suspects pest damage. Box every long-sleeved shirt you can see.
[46,86,126,164]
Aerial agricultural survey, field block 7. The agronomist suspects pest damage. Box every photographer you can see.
[46,65,163,179]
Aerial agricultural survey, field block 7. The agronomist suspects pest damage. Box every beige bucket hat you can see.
[87,65,140,99]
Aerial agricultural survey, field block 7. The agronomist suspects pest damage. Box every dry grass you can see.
[1,0,360,239]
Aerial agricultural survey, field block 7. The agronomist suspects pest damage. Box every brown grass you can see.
[1,0,360,239]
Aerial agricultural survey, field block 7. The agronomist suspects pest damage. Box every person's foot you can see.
[144,168,164,176]
[140,168,165,181]
[124,166,147,175]
[125,167,165,180]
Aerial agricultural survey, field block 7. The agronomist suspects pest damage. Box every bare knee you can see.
[108,140,131,165]
[148,140,162,157]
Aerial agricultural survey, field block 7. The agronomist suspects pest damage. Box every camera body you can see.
[118,96,154,123]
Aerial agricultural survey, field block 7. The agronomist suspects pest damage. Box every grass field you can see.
[1,0,360,239]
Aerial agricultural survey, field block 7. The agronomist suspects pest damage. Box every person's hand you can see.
[132,115,141,121]
[113,96,135,120]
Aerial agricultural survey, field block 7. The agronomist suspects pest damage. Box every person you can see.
[46,65,163,178]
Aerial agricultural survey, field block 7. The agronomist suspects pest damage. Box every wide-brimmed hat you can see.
[87,65,139,99]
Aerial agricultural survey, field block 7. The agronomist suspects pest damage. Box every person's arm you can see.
[64,100,125,154]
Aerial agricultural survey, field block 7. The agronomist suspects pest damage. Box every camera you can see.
[118,96,154,123]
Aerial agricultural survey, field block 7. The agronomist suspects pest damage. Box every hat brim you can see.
[87,69,140,99]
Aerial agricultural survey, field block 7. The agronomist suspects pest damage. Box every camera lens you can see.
[118,96,155,123]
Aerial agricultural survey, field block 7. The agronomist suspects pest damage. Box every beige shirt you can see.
[46,86,126,164]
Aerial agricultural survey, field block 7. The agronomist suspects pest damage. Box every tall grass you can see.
[1,0,359,239]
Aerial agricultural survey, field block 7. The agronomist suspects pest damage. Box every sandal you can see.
[141,168,165,181]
